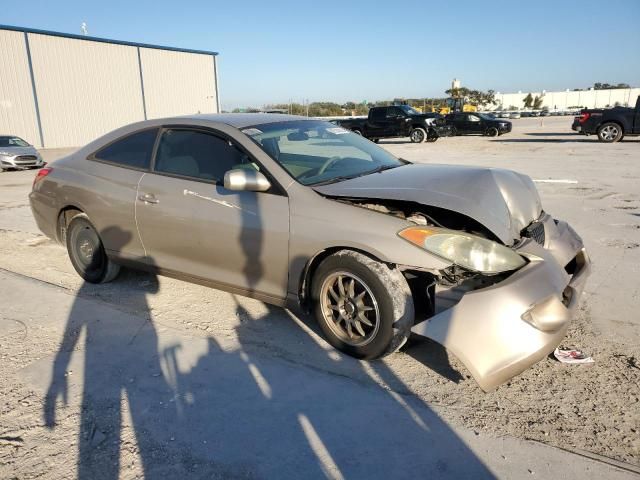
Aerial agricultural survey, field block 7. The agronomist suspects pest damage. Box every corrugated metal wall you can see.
[0,30,41,146]
[28,33,145,148]
[140,48,217,119]
[0,27,218,148]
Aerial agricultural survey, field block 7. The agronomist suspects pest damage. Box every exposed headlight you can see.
[398,226,526,274]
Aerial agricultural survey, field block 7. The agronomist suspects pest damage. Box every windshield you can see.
[478,113,497,120]
[0,136,30,148]
[399,105,420,115]
[242,120,404,186]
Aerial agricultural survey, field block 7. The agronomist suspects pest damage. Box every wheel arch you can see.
[599,119,625,132]
[56,205,85,244]
[297,246,392,309]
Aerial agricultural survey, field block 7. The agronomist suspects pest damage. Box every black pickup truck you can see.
[334,105,453,143]
[576,95,640,142]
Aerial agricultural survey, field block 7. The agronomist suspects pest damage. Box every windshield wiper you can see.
[309,174,362,186]
[309,164,402,187]
[363,164,401,175]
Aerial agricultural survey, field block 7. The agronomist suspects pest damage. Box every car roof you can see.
[175,113,312,129]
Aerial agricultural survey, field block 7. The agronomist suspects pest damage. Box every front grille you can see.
[16,155,37,162]
[522,221,545,245]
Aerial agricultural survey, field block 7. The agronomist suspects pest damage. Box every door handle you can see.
[138,193,159,204]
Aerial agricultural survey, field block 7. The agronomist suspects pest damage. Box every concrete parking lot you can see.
[1,117,639,479]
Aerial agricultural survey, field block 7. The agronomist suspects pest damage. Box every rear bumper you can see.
[411,215,590,391]
[29,190,59,241]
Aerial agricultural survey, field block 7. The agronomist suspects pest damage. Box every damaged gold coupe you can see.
[29,114,591,391]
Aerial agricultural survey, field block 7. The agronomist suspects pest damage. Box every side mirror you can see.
[224,169,271,192]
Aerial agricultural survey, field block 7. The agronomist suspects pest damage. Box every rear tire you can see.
[409,128,426,143]
[66,213,120,283]
[597,122,623,143]
[311,250,414,359]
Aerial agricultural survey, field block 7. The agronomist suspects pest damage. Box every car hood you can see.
[0,146,38,156]
[313,163,542,245]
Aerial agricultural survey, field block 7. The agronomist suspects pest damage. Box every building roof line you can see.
[0,24,218,56]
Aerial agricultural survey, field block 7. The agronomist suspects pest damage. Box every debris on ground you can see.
[553,347,595,364]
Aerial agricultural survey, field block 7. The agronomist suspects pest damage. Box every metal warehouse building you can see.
[0,25,219,148]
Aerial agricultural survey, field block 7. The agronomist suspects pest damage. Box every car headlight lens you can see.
[398,226,526,274]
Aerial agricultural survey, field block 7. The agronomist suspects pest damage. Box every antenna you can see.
[81,22,88,35]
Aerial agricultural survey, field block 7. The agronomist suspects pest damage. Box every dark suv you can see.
[576,96,640,142]
[445,112,512,137]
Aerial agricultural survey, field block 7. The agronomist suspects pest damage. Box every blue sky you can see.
[2,0,639,110]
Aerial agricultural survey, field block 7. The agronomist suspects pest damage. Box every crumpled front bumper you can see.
[411,214,591,391]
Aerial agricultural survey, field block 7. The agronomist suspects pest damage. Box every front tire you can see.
[597,122,623,143]
[352,129,363,136]
[485,127,499,137]
[311,250,414,359]
[409,127,426,143]
[66,213,120,283]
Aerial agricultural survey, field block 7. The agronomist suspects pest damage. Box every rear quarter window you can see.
[93,129,159,170]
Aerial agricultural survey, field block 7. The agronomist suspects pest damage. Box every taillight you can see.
[33,167,52,188]
[578,112,591,124]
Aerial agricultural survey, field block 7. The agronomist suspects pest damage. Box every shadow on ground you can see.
[43,275,495,479]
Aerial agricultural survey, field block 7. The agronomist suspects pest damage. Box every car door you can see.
[466,114,484,134]
[366,108,389,137]
[385,107,410,136]
[86,128,159,259]
[449,113,467,133]
[135,127,290,301]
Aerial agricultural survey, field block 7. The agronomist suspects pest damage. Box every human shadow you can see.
[143,293,494,479]
[44,227,172,479]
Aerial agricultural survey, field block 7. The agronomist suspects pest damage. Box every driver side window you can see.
[154,129,258,183]
[386,108,404,119]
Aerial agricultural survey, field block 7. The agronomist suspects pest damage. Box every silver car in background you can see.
[29,114,590,391]
[0,135,44,171]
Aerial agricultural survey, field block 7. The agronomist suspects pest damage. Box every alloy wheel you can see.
[320,272,380,346]
[410,130,425,142]
[600,125,619,141]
